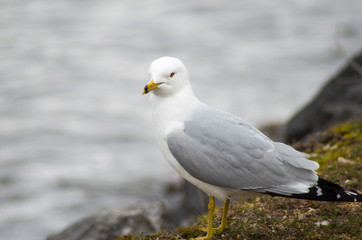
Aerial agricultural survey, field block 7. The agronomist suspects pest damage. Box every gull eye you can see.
[170,72,175,78]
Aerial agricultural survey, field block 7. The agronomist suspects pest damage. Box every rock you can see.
[46,201,175,240]
[259,122,285,142]
[179,180,209,217]
[284,50,362,143]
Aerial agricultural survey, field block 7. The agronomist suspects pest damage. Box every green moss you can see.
[333,120,362,135]
[123,119,362,240]
[296,118,362,191]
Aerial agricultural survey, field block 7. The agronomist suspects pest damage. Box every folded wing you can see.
[167,106,319,196]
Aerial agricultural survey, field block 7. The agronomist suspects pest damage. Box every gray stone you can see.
[46,202,172,240]
[284,51,362,143]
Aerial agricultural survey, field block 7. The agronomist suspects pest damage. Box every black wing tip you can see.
[267,177,362,202]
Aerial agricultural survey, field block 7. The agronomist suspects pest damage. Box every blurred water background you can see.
[0,0,362,239]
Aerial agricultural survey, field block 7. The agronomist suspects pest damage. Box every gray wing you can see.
[167,106,319,195]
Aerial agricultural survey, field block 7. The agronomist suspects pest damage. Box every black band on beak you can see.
[143,85,149,94]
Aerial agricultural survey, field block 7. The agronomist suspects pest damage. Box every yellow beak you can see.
[142,80,162,95]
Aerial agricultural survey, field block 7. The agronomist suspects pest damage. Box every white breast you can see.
[149,87,234,201]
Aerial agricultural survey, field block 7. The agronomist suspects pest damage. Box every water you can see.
[0,1,361,239]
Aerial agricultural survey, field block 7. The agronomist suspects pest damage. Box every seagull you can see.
[142,56,361,239]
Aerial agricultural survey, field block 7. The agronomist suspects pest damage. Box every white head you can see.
[142,57,190,97]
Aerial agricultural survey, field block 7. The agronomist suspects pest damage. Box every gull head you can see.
[142,57,190,97]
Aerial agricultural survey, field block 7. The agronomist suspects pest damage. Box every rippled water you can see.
[0,1,361,239]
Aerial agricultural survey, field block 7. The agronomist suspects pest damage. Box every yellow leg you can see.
[214,198,230,233]
[205,196,215,239]
[196,197,230,239]
[196,196,215,239]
